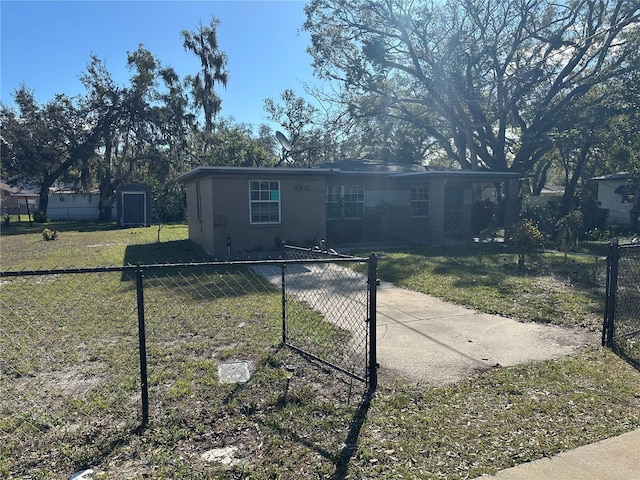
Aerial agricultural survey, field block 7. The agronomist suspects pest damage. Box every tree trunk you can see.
[38,188,49,215]
[503,179,521,240]
[631,179,640,234]
[98,189,116,222]
[532,160,552,196]
[560,138,591,216]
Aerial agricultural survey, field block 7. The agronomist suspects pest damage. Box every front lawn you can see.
[373,244,606,331]
[1,224,638,479]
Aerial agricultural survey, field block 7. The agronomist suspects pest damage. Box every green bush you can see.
[509,219,544,268]
[556,210,583,251]
[42,228,58,241]
[520,200,561,239]
[32,210,48,223]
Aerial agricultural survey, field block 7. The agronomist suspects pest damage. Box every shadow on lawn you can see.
[257,392,373,480]
[214,344,374,479]
[120,241,280,304]
[123,239,213,266]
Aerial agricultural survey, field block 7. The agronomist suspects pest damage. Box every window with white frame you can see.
[326,185,365,219]
[410,185,430,217]
[249,180,280,224]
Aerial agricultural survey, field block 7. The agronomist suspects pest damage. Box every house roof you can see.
[176,165,337,183]
[0,182,20,194]
[390,170,522,181]
[176,160,523,183]
[0,181,39,196]
[316,159,427,173]
[591,172,630,181]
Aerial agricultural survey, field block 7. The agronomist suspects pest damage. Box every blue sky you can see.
[1,0,319,131]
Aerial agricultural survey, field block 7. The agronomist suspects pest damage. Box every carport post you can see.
[368,253,378,392]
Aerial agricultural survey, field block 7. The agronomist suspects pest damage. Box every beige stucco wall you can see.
[185,176,215,255]
[183,169,510,253]
[186,173,326,257]
[326,174,436,244]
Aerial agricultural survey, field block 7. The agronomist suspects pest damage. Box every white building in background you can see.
[591,173,634,225]
[47,189,115,221]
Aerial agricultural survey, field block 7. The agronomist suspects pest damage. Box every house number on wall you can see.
[294,185,311,192]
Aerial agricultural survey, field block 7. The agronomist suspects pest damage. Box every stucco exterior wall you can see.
[186,173,326,257]
[185,176,215,255]
[179,165,522,253]
[326,174,436,244]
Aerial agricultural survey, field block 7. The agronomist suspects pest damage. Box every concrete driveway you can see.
[375,281,598,386]
[254,262,598,386]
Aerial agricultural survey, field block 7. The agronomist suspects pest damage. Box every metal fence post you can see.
[367,253,378,392]
[281,263,287,344]
[602,239,619,347]
[136,265,149,427]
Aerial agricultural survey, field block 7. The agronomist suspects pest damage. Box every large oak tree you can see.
[304,0,639,175]
[0,86,99,215]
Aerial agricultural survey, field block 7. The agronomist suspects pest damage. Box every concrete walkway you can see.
[375,281,596,386]
[374,282,639,480]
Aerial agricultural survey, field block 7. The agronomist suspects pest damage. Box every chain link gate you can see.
[255,245,377,388]
[602,240,640,367]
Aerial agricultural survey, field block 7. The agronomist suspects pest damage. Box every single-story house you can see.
[591,173,636,224]
[0,181,39,216]
[176,160,522,257]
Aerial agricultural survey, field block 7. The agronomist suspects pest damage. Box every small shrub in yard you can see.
[32,210,48,223]
[42,228,58,241]
[556,210,582,248]
[509,219,544,268]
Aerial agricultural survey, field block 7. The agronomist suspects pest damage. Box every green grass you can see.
[353,347,640,479]
[0,221,209,269]
[374,244,606,331]
[1,223,639,479]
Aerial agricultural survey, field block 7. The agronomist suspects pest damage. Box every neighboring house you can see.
[177,160,521,258]
[0,182,21,214]
[0,182,39,216]
[48,189,115,221]
[591,173,635,224]
[49,184,152,224]
[526,185,565,207]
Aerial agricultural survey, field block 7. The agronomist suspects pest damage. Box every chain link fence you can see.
[0,255,376,477]
[1,267,140,475]
[281,245,375,383]
[602,240,640,367]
